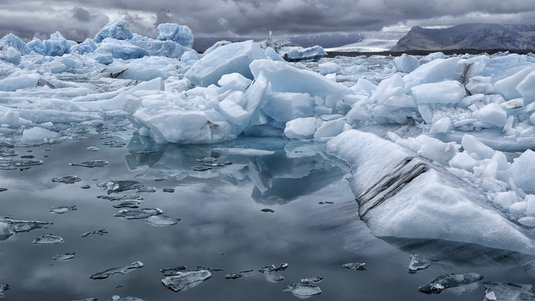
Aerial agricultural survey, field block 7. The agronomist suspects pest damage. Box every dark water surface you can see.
[0,135,534,300]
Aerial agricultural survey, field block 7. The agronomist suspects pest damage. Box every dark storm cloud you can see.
[1,0,535,41]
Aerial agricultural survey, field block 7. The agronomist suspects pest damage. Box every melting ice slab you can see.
[90,261,144,280]
[327,130,535,254]
[161,270,211,292]
[418,273,483,294]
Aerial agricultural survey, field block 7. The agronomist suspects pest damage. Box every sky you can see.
[1,0,535,41]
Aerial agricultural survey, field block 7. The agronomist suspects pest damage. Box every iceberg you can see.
[27,32,76,56]
[185,40,266,87]
[280,45,326,62]
[94,20,133,43]
[0,33,30,55]
[156,23,194,48]
[327,130,535,254]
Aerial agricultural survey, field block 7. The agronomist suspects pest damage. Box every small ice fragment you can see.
[53,252,75,262]
[145,215,179,227]
[97,195,143,201]
[69,160,109,168]
[90,261,144,280]
[81,185,91,189]
[225,273,243,280]
[98,180,144,194]
[318,201,334,205]
[52,176,81,184]
[258,264,288,283]
[408,254,433,273]
[341,262,367,271]
[163,188,175,193]
[261,208,275,213]
[50,205,77,214]
[86,146,100,151]
[103,140,126,148]
[418,273,484,294]
[0,188,6,192]
[284,278,322,299]
[33,234,64,245]
[111,296,145,301]
[137,186,156,193]
[483,281,535,301]
[161,270,211,292]
[192,166,212,172]
[160,266,187,276]
[81,229,108,238]
[0,284,8,298]
[114,208,163,220]
[113,201,141,209]
[72,298,97,301]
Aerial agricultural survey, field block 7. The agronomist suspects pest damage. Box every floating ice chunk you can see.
[483,282,535,301]
[327,130,535,254]
[0,109,21,128]
[264,47,285,61]
[258,263,288,283]
[510,150,535,194]
[495,67,534,100]
[97,194,143,201]
[0,217,52,241]
[129,34,189,58]
[319,62,341,75]
[430,116,452,133]
[449,152,479,172]
[0,74,40,91]
[280,45,326,62]
[1,33,29,54]
[181,50,199,64]
[314,118,347,140]
[22,127,61,142]
[73,298,97,301]
[161,270,211,292]
[250,59,349,97]
[185,41,266,87]
[3,47,21,65]
[403,57,463,90]
[69,160,109,168]
[86,146,100,152]
[70,38,98,55]
[466,76,494,95]
[218,92,249,125]
[113,201,141,209]
[52,176,81,184]
[411,80,465,105]
[418,273,483,294]
[510,202,527,216]
[156,23,193,48]
[284,117,318,140]
[145,215,179,227]
[27,32,75,56]
[95,20,133,43]
[132,110,234,144]
[53,252,75,262]
[33,234,64,245]
[81,229,108,238]
[341,262,367,271]
[517,70,535,103]
[114,208,163,220]
[390,134,459,166]
[218,73,252,91]
[408,254,433,274]
[50,205,77,214]
[284,277,322,299]
[394,54,420,73]
[90,261,144,280]
[94,39,148,60]
[473,103,508,127]
[263,92,315,123]
[461,134,495,160]
[98,180,144,194]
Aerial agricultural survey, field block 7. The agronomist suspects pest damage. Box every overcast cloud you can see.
[1,0,535,41]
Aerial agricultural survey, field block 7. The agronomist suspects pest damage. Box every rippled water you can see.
[0,135,533,300]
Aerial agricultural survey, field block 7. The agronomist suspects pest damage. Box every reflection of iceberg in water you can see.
[125,134,345,204]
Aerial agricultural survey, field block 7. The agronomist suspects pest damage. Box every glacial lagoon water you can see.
[1,134,534,300]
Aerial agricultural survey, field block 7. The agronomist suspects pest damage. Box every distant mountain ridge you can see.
[392,23,535,51]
